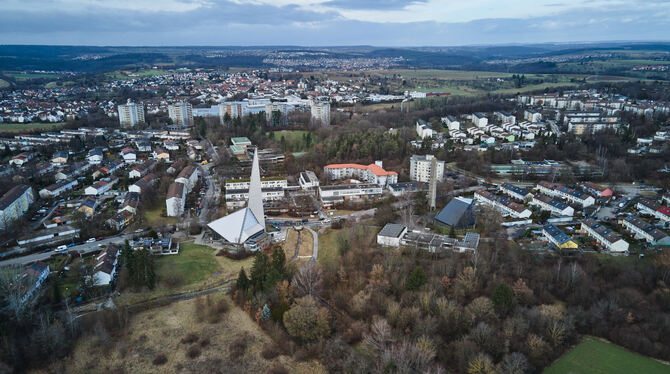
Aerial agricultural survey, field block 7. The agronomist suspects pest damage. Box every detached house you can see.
[92,245,120,286]
[120,147,137,163]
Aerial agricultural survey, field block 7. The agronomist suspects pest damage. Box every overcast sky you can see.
[1,0,669,46]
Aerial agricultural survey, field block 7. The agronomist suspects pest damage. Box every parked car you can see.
[86,238,96,243]
[56,245,68,251]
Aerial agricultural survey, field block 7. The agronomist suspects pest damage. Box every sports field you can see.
[544,337,670,374]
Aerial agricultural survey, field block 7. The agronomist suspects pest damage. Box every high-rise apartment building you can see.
[310,101,330,126]
[410,154,444,183]
[168,101,194,126]
[117,100,145,127]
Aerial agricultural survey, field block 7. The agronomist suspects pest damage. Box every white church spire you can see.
[248,147,265,228]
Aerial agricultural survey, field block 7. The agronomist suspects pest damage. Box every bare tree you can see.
[499,352,529,374]
[292,262,323,298]
[0,265,35,323]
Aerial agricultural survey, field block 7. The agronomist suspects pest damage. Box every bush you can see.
[195,295,230,323]
[200,338,210,348]
[186,346,201,359]
[261,343,281,360]
[152,354,167,366]
[267,365,289,374]
[180,333,199,344]
[407,266,428,291]
[229,335,247,359]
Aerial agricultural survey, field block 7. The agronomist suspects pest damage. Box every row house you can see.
[85,177,118,196]
[620,215,670,246]
[542,224,578,249]
[474,190,532,219]
[39,179,78,199]
[536,181,595,207]
[581,218,629,253]
[499,183,533,201]
[530,194,575,217]
[175,165,199,193]
[636,199,670,223]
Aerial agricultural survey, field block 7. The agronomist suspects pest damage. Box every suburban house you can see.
[175,165,199,193]
[87,148,104,164]
[581,218,629,253]
[85,177,118,195]
[636,199,670,223]
[474,190,532,219]
[152,147,170,162]
[20,262,50,304]
[543,224,578,249]
[39,179,78,199]
[51,151,69,164]
[129,173,154,194]
[92,245,120,286]
[499,183,533,201]
[530,194,575,217]
[581,182,614,197]
[77,196,98,216]
[120,147,137,163]
[166,182,186,217]
[620,215,670,246]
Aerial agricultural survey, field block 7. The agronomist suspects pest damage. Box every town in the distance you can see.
[0,44,670,373]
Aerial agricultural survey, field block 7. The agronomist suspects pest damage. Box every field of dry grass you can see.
[39,295,325,374]
[281,228,314,261]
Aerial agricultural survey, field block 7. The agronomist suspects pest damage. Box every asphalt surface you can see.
[0,233,136,266]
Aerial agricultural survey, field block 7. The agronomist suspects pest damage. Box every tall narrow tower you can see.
[248,148,265,228]
[428,156,438,211]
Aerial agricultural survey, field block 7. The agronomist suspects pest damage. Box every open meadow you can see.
[544,337,670,374]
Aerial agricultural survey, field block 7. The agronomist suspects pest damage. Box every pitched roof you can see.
[435,197,475,227]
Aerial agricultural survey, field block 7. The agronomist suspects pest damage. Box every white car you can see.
[56,245,68,251]
[86,238,96,243]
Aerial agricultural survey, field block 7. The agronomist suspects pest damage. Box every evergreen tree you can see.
[271,246,286,276]
[407,266,428,291]
[261,304,271,320]
[236,267,249,290]
[492,283,516,316]
[250,252,270,292]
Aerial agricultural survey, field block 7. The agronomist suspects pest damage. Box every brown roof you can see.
[167,182,185,199]
[0,185,31,210]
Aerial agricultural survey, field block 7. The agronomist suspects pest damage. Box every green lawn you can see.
[0,122,65,133]
[269,129,311,143]
[155,243,220,286]
[142,205,177,227]
[544,337,670,374]
[3,71,61,81]
[0,79,9,88]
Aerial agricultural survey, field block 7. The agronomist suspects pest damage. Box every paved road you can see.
[0,233,135,267]
[198,165,218,227]
[305,227,319,263]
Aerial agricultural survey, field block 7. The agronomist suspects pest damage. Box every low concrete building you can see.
[377,223,408,247]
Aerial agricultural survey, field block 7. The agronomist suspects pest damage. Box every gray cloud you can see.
[0,0,667,45]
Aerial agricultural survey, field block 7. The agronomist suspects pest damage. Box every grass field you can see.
[282,228,314,261]
[2,71,61,81]
[317,225,378,270]
[56,295,325,374]
[0,79,9,88]
[117,243,253,305]
[155,243,221,286]
[142,205,178,227]
[0,122,65,133]
[544,337,670,374]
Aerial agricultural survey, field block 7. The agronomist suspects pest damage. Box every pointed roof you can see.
[248,148,265,228]
[207,148,265,244]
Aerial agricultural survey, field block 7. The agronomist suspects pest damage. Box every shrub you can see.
[267,365,289,374]
[186,346,201,359]
[229,335,247,359]
[180,333,199,344]
[261,343,281,360]
[195,295,230,323]
[200,338,210,348]
[152,354,167,366]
